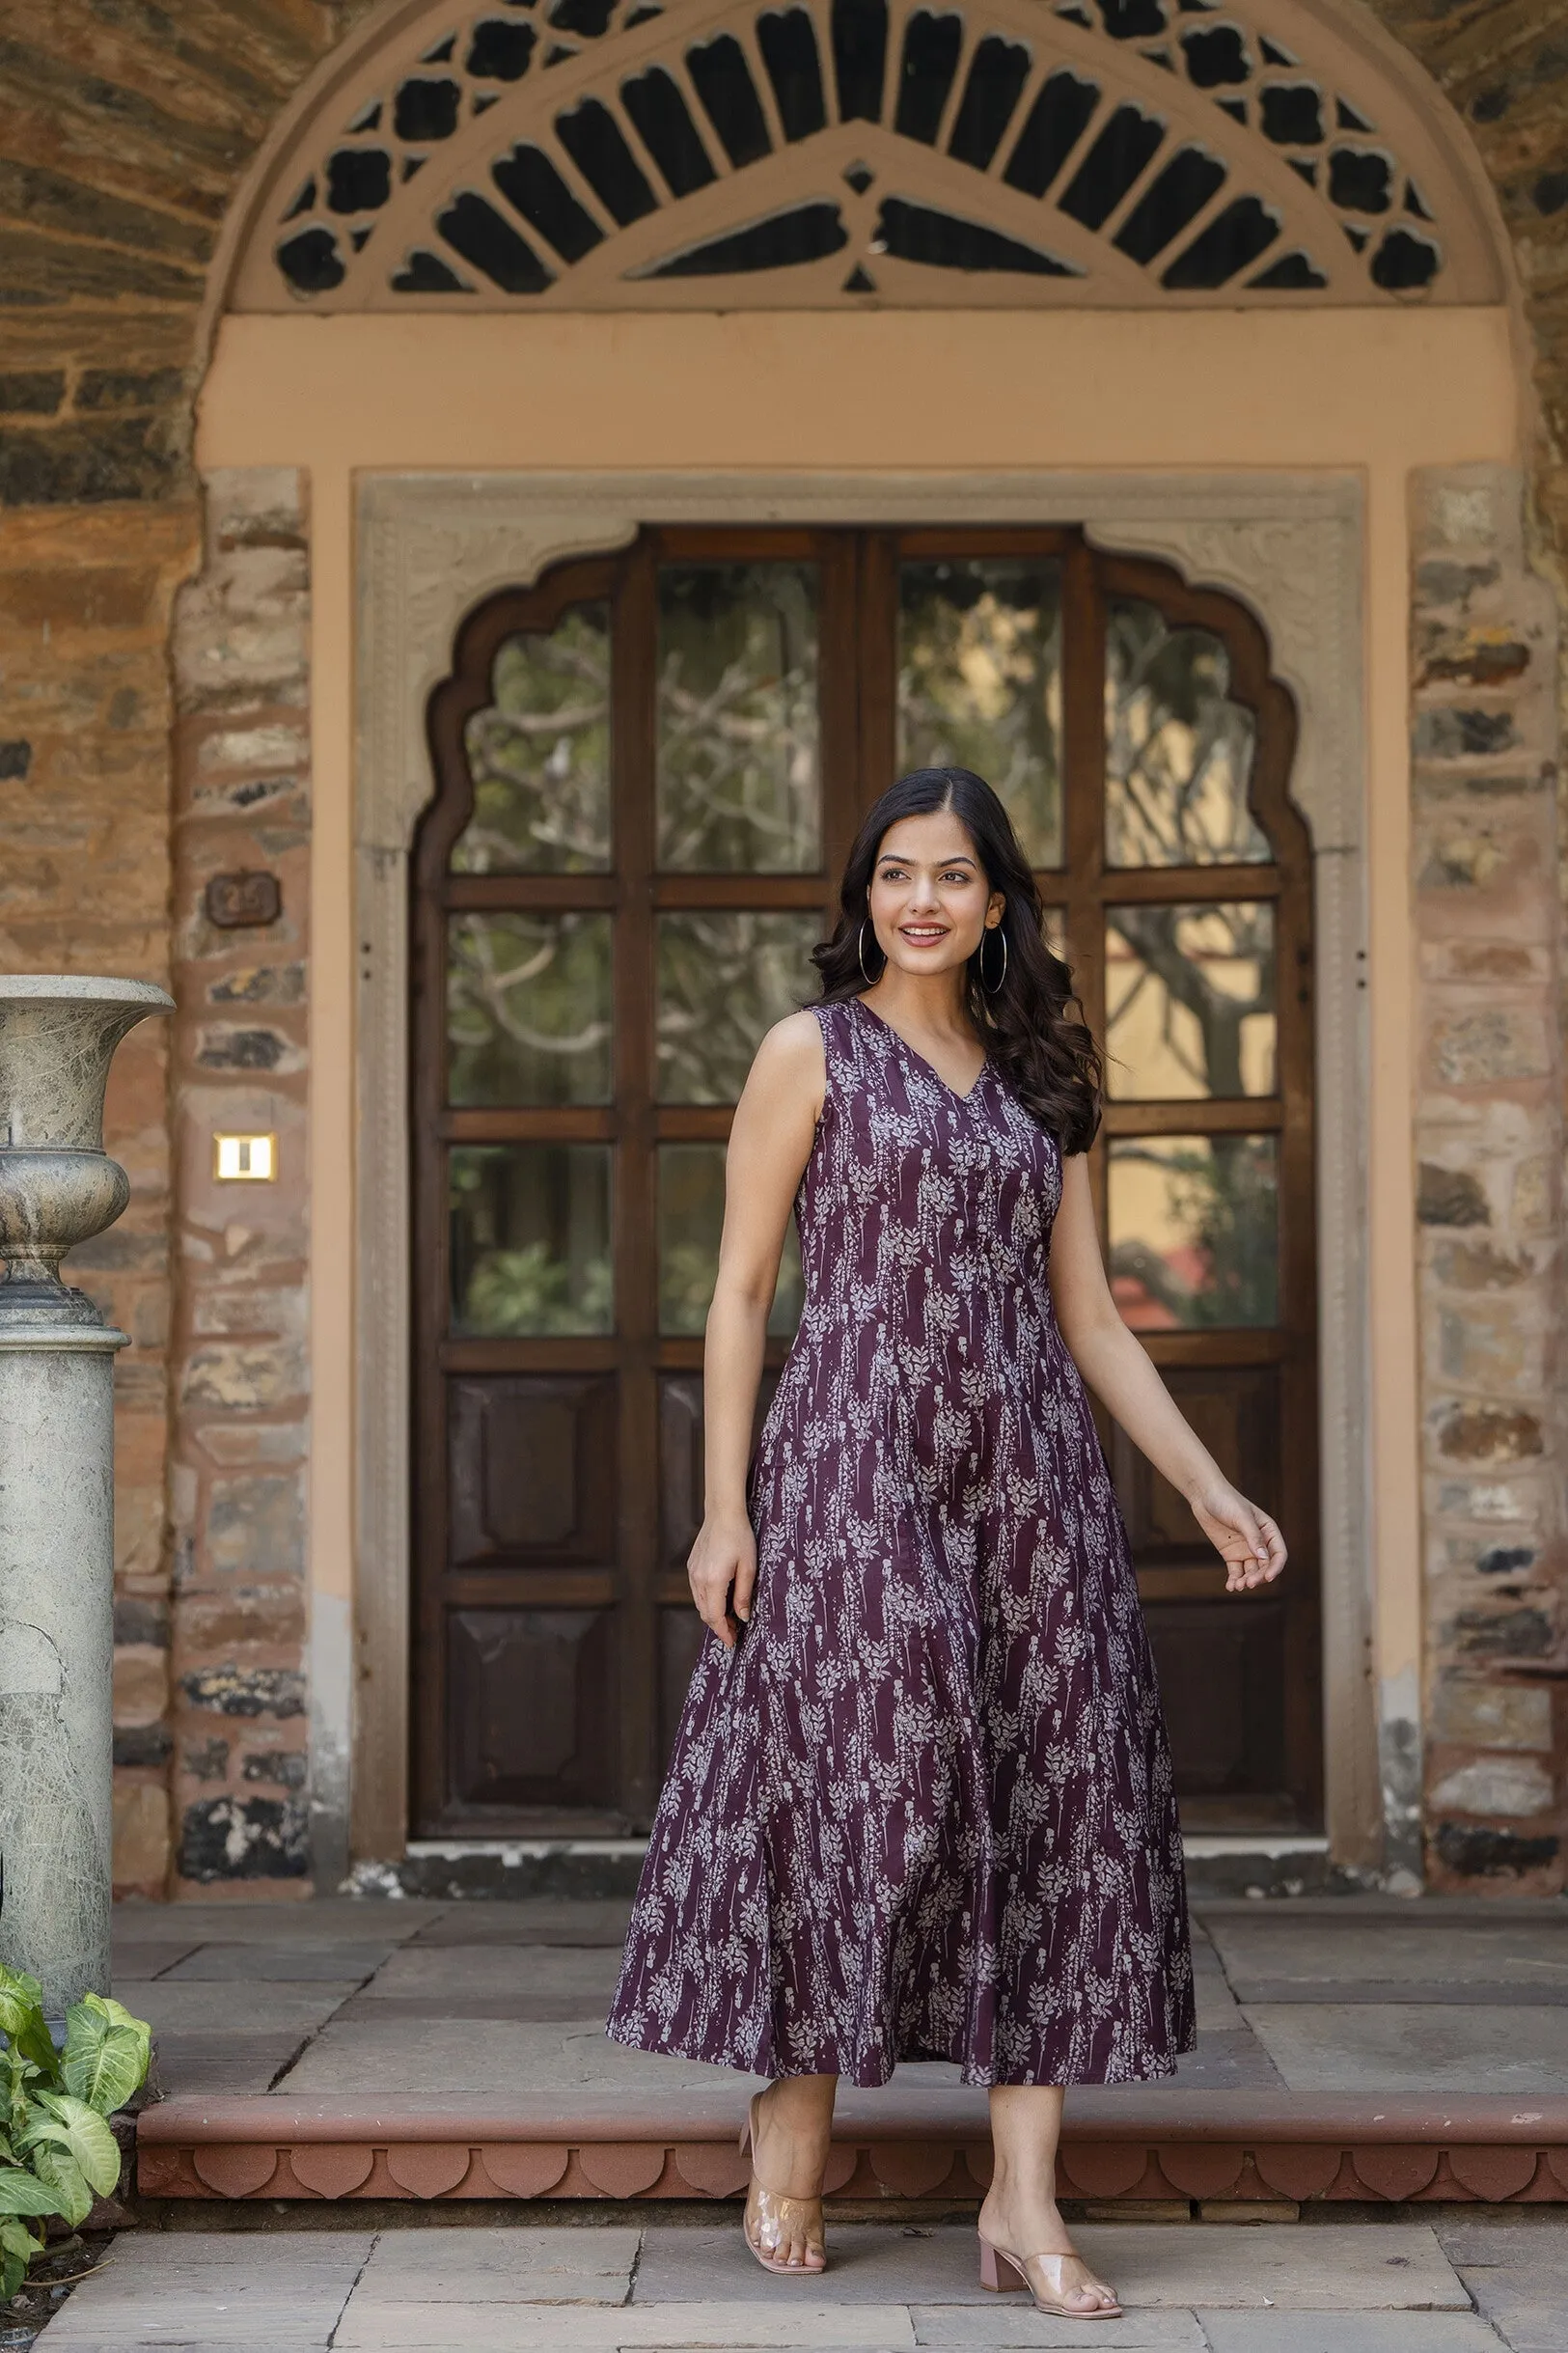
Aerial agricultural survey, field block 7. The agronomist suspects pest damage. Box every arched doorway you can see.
[181,0,1527,1881]
[410,525,1315,1835]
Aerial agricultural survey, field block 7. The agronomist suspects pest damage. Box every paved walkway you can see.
[12,1896,1568,2346]
[109,1894,1568,2102]
[30,2214,1568,2350]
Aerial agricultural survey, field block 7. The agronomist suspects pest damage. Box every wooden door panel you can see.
[1144,1597,1286,1797]
[448,1607,617,1809]
[659,1370,782,1567]
[1110,1366,1280,1561]
[448,1374,618,1566]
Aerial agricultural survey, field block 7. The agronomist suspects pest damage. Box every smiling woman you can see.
[606,760,1284,2308]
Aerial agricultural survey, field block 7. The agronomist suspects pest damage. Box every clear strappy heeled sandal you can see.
[739,2091,828,2276]
[978,2230,1122,2318]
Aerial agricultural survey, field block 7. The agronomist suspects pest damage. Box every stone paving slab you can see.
[406,1899,636,1947]
[910,2315,1207,2348]
[111,1898,439,1943]
[145,2032,321,2096]
[115,1980,361,2034]
[276,2017,762,2098]
[358,1943,627,1999]
[353,2222,640,2300]
[635,2225,993,2305]
[1190,1931,1247,2029]
[1206,1917,1568,1990]
[1033,2227,1467,2311]
[107,1939,203,1978]
[1435,2225,1568,2353]
[334,2304,919,2348]
[156,1944,399,1982]
[96,2231,377,2266]
[1195,2322,1506,2352]
[1242,2005,1568,2092]
[1168,2030,1283,2090]
[1236,1984,1568,2007]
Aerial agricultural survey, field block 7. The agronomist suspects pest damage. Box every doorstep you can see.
[137,2088,1568,2208]
[352,1835,1358,1905]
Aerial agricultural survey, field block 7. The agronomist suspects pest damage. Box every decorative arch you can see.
[223,0,1506,312]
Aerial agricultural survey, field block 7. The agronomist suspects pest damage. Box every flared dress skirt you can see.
[606,995,1196,2087]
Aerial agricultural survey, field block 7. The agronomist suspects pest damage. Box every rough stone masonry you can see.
[1412,464,1566,1895]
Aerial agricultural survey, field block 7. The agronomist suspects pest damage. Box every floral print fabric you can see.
[607,996,1195,2087]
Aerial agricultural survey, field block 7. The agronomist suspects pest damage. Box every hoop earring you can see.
[981,926,1007,995]
[858,922,880,987]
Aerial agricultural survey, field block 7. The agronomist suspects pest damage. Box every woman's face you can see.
[866,811,1004,981]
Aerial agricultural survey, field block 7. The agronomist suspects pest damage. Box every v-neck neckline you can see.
[853,994,990,1107]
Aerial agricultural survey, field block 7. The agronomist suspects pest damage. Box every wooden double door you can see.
[411,526,1319,1838]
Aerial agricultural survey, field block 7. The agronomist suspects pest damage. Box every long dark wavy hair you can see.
[812,766,1102,1152]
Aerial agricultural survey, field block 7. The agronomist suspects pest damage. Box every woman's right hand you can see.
[687,1510,757,1650]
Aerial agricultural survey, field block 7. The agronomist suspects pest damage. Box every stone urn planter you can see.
[0,978,172,2015]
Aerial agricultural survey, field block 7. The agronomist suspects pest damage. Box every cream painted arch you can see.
[214,0,1508,318]
[350,467,1375,1867]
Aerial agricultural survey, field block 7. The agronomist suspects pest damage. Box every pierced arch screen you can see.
[230,0,1503,310]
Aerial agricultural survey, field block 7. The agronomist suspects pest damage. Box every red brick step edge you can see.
[137,2092,1568,2206]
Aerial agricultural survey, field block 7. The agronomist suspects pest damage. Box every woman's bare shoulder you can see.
[744,1008,827,1108]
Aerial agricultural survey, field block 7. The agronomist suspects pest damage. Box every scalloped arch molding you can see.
[221,0,1508,313]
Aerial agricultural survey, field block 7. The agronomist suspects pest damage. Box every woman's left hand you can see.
[1190,1483,1287,1592]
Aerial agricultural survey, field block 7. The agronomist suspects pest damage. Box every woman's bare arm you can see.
[1047,1153,1286,1592]
[687,1010,825,1648]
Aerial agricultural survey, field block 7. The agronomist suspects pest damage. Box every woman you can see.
[607,767,1285,2320]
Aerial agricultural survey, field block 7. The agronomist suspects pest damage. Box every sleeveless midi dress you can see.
[606,996,1195,2087]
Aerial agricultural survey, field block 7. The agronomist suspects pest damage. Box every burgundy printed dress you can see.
[606,996,1195,2088]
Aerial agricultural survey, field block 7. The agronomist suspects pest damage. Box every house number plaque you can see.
[206,872,282,928]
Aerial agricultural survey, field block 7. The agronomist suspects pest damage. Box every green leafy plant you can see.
[0,1964,150,2303]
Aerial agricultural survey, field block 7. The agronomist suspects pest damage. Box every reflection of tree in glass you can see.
[462,1241,615,1336]
[898,563,1063,867]
[658,1143,803,1337]
[448,914,613,1106]
[449,1147,614,1336]
[656,912,819,1103]
[1107,902,1275,1100]
[1110,1136,1278,1329]
[657,566,820,872]
[456,605,612,873]
[1106,600,1267,869]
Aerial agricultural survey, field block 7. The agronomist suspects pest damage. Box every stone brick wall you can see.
[0,493,196,1898]
[0,3,365,1896]
[1411,464,1567,1896]
[165,468,313,1895]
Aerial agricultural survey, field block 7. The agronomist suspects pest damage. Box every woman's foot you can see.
[743,2079,834,2273]
[977,2185,1119,2317]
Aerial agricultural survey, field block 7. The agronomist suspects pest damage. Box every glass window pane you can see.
[656,911,820,1103]
[455,601,611,872]
[1107,1133,1278,1330]
[1106,903,1277,1100]
[1105,596,1268,869]
[657,564,821,872]
[447,913,613,1106]
[897,559,1063,868]
[657,1141,802,1337]
[450,1144,613,1336]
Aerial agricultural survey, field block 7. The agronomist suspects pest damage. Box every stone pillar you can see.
[1410,466,1566,1896]
[0,976,173,2013]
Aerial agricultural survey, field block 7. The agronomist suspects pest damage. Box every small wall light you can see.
[213,1133,277,1182]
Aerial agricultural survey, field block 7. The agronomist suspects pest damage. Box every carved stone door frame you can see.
[354,467,1372,1864]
